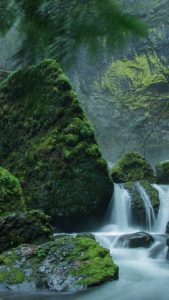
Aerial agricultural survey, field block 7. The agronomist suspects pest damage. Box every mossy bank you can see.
[0,59,113,230]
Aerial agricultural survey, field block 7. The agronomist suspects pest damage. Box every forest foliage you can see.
[0,0,147,67]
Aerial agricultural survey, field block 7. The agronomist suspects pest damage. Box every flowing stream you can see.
[1,184,169,300]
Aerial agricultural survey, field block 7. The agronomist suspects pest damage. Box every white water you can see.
[136,182,156,231]
[110,183,131,231]
[153,185,169,233]
[2,184,169,300]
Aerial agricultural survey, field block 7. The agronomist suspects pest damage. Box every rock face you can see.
[0,210,53,254]
[71,0,169,164]
[0,167,25,216]
[156,161,169,184]
[124,180,160,227]
[0,236,119,292]
[117,232,154,248]
[111,152,155,183]
[0,59,113,228]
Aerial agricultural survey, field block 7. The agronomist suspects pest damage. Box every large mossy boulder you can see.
[0,167,25,216]
[0,236,118,292]
[111,152,155,183]
[0,60,112,228]
[155,161,169,184]
[124,180,160,228]
[0,210,53,254]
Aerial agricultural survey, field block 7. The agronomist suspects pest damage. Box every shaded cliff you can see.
[72,0,169,164]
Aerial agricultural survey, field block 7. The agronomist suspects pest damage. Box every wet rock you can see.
[117,232,154,248]
[76,233,95,240]
[0,210,53,253]
[166,222,169,235]
[111,152,155,183]
[156,161,169,184]
[0,236,118,292]
[124,180,159,228]
[0,167,26,216]
[0,60,113,229]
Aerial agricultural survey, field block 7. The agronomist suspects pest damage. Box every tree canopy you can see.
[1,0,147,67]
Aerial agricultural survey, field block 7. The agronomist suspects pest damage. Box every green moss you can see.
[0,210,53,253]
[68,237,118,287]
[0,167,26,216]
[111,152,155,183]
[155,161,169,184]
[124,180,160,226]
[0,59,112,226]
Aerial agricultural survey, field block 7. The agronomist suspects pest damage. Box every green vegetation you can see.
[0,236,118,290]
[155,161,169,184]
[111,152,155,183]
[124,180,160,226]
[0,60,112,226]
[0,210,53,253]
[69,237,118,286]
[0,167,26,216]
[0,0,147,67]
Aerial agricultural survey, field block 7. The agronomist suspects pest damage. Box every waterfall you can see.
[136,182,155,232]
[153,185,169,233]
[103,183,169,234]
[111,183,131,232]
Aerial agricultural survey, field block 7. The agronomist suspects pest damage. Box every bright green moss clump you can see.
[111,152,155,183]
[0,167,26,216]
[155,161,169,184]
[0,60,112,228]
[69,237,118,286]
[0,236,118,291]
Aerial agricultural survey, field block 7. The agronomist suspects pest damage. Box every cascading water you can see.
[136,182,156,232]
[153,185,169,233]
[94,182,169,300]
[3,184,169,300]
[111,183,131,231]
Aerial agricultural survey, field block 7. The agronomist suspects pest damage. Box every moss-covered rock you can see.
[0,236,118,292]
[0,210,53,253]
[0,59,113,228]
[155,161,169,184]
[124,180,160,227]
[0,167,25,216]
[111,152,155,183]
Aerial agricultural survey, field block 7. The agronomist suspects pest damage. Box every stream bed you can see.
[1,183,169,300]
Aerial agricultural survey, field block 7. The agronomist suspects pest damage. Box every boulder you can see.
[0,167,26,216]
[0,60,113,228]
[0,210,53,253]
[111,152,155,183]
[155,161,169,184]
[0,236,119,292]
[117,232,154,248]
[124,180,160,228]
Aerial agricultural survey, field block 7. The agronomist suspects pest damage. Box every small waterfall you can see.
[153,185,169,233]
[136,182,155,231]
[111,183,131,231]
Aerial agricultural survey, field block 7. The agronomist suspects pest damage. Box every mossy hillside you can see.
[111,152,155,183]
[155,161,169,184]
[0,59,113,226]
[0,210,53,253]
[124,180,160,227]
[0,236,118,291]
[0,167,26,216]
